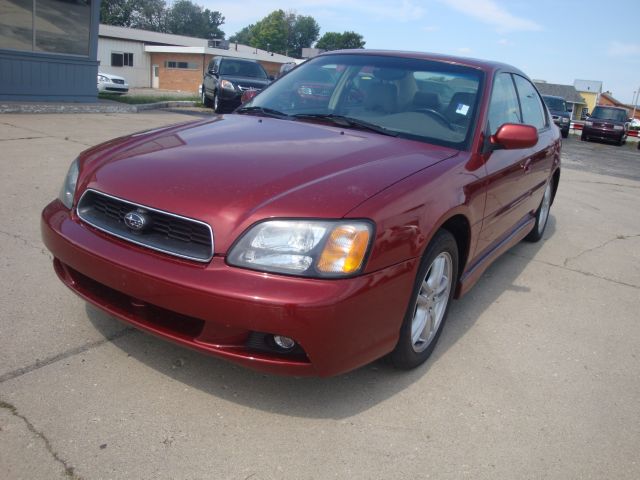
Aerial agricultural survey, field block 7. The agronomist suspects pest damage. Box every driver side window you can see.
[488,73,521,135]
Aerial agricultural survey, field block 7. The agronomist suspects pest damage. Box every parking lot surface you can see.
[1,112,639,480]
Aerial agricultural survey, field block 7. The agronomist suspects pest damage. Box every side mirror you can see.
[269,75,275,81]
[490,124,538,150]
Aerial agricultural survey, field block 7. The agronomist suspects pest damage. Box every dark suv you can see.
[581,106,630,145]
[542,95,571,138]
[202,57,271,113]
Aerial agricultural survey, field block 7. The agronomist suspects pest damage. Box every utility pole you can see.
[632,88,639,121]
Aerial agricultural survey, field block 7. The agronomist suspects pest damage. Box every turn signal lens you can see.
[317,225,370,274]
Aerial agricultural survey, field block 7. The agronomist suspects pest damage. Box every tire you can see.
[201,87,213,108]
[390,229,458,370]
[213,91,223,113]
[524,178,553,242]
[581,132,588,141]
[561,129,569,139]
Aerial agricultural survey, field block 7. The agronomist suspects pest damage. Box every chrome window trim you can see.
[77,188,214,263]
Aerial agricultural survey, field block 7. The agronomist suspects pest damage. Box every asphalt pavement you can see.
[0,113,638,480]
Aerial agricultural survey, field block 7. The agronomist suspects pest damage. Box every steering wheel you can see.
[414,108,453,129]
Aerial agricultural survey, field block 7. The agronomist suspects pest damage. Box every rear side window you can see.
[488,73,521,134]
[513,75,547,130]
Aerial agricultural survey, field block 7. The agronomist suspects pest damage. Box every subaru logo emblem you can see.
[124,211,148,231]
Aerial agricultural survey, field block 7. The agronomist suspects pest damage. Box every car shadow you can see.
[86,215,556,419]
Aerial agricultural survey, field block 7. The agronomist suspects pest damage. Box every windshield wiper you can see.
[292,114,399,137]
[235,106,289,119]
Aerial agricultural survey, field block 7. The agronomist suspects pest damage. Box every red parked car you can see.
[42,51,561,377]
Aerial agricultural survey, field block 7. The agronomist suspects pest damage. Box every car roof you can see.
[594,105,627,111]
[318,49,527,76]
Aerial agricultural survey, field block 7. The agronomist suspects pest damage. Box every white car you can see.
[97,72,129,94]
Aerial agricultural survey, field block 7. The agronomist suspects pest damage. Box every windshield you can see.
[220,60,268,79]
[591,107,627,122]
[244,54,483,149]
[542,96,566,112]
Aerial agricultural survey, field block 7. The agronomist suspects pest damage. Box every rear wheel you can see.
[390,230,458,370]
[581,132,588,141]
[525,178,553,242]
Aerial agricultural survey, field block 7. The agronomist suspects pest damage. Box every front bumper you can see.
[42,200,417,377]
[98,82,129,94]
[582,125,624,142]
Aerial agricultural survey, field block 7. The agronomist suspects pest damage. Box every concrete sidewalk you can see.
[0,113,639,480]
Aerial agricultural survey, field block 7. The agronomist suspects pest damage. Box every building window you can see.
[111,52,133,67]
[165,61,199,70]
[0,0,91,56]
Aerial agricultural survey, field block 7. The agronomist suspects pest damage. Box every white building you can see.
[98,25,299,91]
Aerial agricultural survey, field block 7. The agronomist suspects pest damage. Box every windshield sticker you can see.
[456,104,470,115]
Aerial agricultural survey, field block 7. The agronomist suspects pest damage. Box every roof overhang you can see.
[144,45,295,64]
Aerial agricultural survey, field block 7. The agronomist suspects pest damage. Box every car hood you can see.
[221,75,270,89]
[99,72,126,82]
[78,115,458,252]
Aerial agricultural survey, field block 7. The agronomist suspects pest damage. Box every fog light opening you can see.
[273,335,296,350]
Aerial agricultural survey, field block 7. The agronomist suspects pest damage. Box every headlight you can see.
[585,121,593,126]
[220,79,235,90]
[613,125,624,131]
[58,159,79,209]
[227,220,373,277]
[561,117,569,124]
[98,75,109,83]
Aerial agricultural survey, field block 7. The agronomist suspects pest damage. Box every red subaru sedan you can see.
[42,51,561,377]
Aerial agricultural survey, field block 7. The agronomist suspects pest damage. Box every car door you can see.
[511,74,555,215]
[475,72,536,255]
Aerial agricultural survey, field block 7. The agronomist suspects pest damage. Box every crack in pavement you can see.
[0,121,92,147]
[0,229,53,260]
[0,399,83,479]
[564,179,640,190]
[0,136,49,142]
[563,233,640,267]
[0,328,136,384]
[508,251,640,290]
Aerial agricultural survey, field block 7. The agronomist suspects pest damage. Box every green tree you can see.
[165,0,225,39]
[286,13,320,57]
[101,0,225,38]
[229,25,254,45]
[230,10,320,57]
[316,31,365,51]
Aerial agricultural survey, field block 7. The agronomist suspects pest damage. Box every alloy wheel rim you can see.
[214,94,218,111]
[538,183,552,234]
[411,252,453,353]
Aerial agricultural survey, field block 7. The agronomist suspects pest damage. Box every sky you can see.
[204,0,640,104]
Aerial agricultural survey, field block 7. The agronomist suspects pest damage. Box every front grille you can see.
[112,79,125,85]
[77,189,214,262]
[238,86,260,92]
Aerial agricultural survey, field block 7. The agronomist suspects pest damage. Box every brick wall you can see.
[150,53,289,92]
[150,53,207,93]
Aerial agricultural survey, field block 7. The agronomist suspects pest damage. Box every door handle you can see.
[520,159,532,172]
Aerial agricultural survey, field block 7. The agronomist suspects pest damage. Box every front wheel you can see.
[201,87,213,108]
[525,178,553,242]
[213,91,223,113]
[390,230,458,370]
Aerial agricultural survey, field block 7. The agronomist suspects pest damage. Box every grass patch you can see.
[99,93,200,104]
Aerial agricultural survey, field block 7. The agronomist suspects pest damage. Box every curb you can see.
[0,100,198,114]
